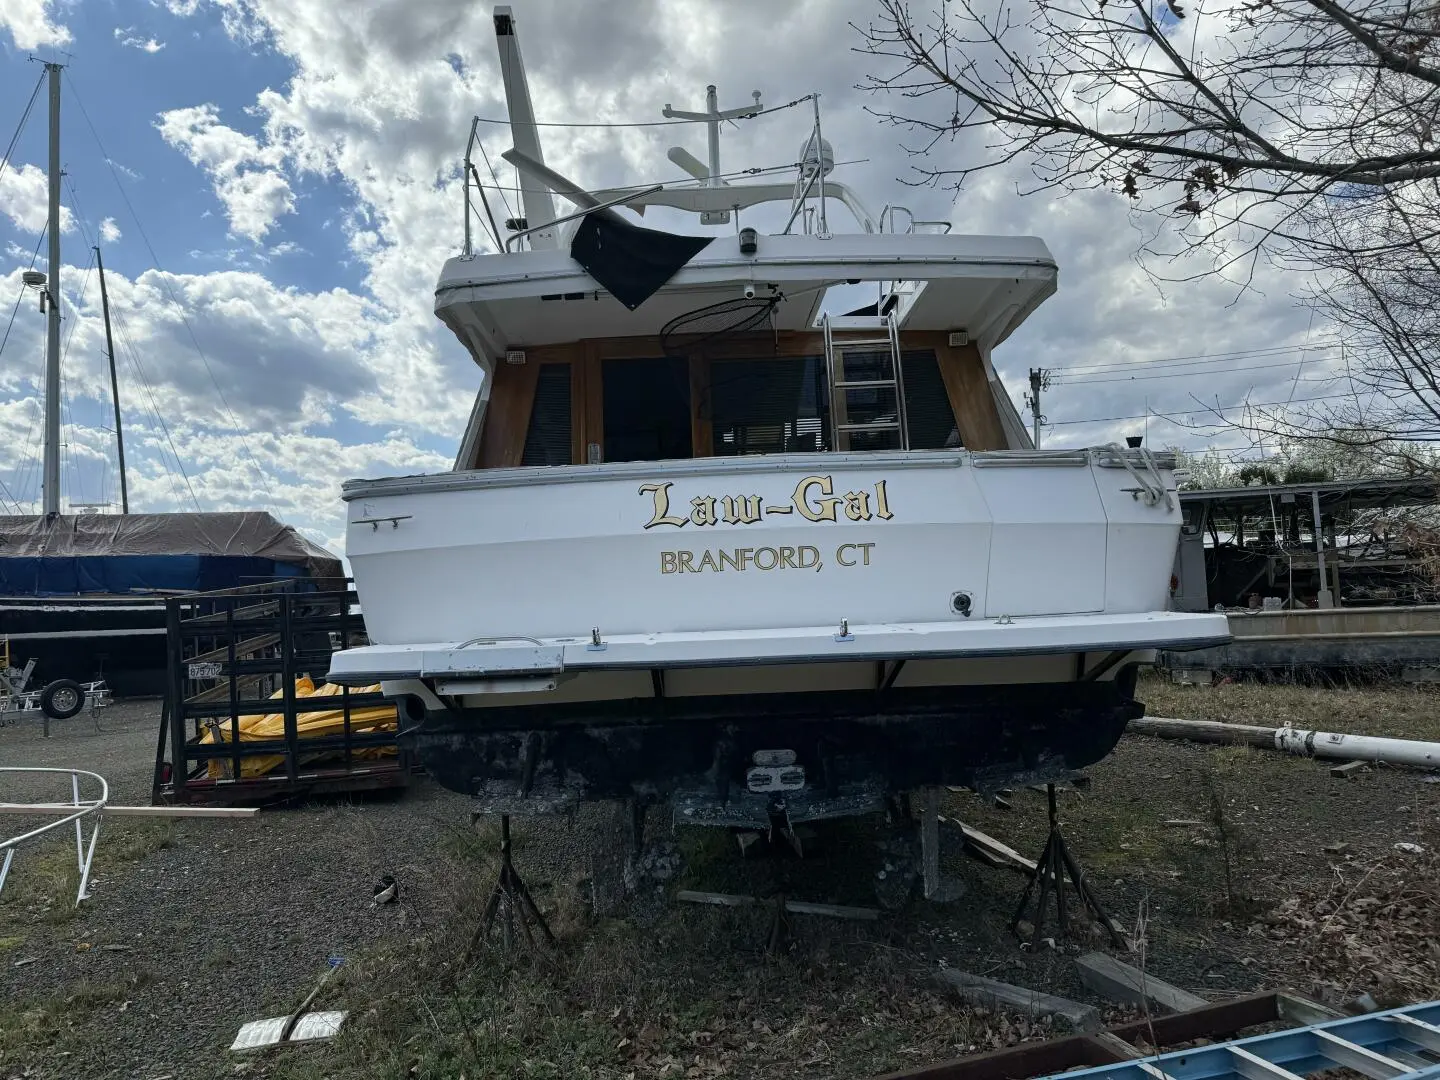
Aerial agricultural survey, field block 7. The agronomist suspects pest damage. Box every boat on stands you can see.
[330,6,1230,835]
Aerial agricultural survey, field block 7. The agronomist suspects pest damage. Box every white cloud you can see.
[0,163,76,236]
[114,27,167,52]
[0,0,70,50]
[156,104,295,242]
[0,0,1352,554]
[99,217,122,244]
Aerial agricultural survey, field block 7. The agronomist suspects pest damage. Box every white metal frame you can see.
[0,767,109,906]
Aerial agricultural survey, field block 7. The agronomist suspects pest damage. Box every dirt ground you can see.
[0,673,1437,1080]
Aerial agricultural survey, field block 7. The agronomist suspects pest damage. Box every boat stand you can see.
[1010,784,1126,950]
[465,814,554,957]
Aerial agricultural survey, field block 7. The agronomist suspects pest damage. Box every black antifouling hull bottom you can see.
[401,674,1142,818]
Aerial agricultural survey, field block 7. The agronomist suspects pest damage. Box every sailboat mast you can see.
[41,61,63,517]
[94,246,128,514]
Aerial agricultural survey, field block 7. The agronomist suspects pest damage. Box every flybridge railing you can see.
[153,579,412,806]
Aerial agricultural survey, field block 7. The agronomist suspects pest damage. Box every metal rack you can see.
[153,580,413,806]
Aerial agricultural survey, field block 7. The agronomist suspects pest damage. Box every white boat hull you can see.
[333,448,1229,816]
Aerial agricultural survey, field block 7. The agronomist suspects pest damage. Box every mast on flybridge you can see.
[493,7,559,250]
[663,86,763,224]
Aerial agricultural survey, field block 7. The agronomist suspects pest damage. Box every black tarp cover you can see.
[569,212,714,311]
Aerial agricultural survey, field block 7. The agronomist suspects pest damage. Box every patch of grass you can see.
[0,976,142,1068]
[268,861,1005,1080]
[1139,669,1440,740]
[105,821,176,862]
[0,820,179,930]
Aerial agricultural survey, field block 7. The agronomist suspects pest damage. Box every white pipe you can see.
[1274,725,1440,769]
[1132,717,1440,770]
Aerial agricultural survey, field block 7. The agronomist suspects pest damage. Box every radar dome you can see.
[798,134,834,176]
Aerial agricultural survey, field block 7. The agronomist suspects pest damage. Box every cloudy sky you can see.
[0,0,1343,558]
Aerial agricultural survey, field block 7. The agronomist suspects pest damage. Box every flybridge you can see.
[463,7,901,260]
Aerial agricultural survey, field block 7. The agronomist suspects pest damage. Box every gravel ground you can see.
[0,700,607,1078]
[0,680,1436,1080]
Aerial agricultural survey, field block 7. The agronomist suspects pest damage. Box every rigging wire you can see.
[0,231,45,363]
[63,174,200,511]
[110,302,201,511]
[0,71,44,189]
[475,136,515,221]
[473,157,869,198]
[8,230,50,509]
[66,76,274,508]
[56,244,97,508]
[467,93,814,129]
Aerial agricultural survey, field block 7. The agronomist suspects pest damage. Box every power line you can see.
[1048,389,1368,427]
[1056,357,1339,385]
[1053,342,1342,377]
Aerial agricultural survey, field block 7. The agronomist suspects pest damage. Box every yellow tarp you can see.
[199,675,398,779]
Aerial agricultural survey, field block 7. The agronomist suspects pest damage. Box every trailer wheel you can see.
[40,679,85,720]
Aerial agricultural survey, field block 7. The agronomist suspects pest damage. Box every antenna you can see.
[662,86,763,224]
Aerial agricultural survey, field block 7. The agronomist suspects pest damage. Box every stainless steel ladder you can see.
[1041,1000,1440,1080]
[821,313,909,451]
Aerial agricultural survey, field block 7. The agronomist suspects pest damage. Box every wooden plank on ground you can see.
[675,890,878,921]
[939,816,1038,874]
[0,803,258,818]
[1330,760,1369,779]
[932,969,1102,1033]
[1076,951,1208,1014]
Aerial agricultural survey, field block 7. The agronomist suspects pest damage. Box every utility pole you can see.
[95,246,128,514]
[41,60,63,517]
[1026,368,1050,448]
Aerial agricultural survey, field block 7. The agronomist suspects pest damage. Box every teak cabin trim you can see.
[467,331,1006,471]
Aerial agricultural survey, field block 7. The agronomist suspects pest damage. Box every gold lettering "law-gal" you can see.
[640,475,894,530]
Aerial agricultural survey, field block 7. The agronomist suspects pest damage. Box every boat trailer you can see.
[1,636,111,732]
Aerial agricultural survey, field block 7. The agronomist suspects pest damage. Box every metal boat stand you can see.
[1009,784,1126,951]
[464,814,554,957]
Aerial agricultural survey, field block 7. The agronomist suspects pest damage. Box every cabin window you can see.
[902,349,961,450]
[603,356,693,463]
[706,349,959,456]
[520,363,572,467]
[710,356,830,456]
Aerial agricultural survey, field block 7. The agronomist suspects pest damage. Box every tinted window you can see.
[710,356,830,456]
[521,363,572,466]
[603,357,692,463]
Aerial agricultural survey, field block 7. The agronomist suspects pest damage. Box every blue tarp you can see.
[0,554,308,596]
[0,512,343,598]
